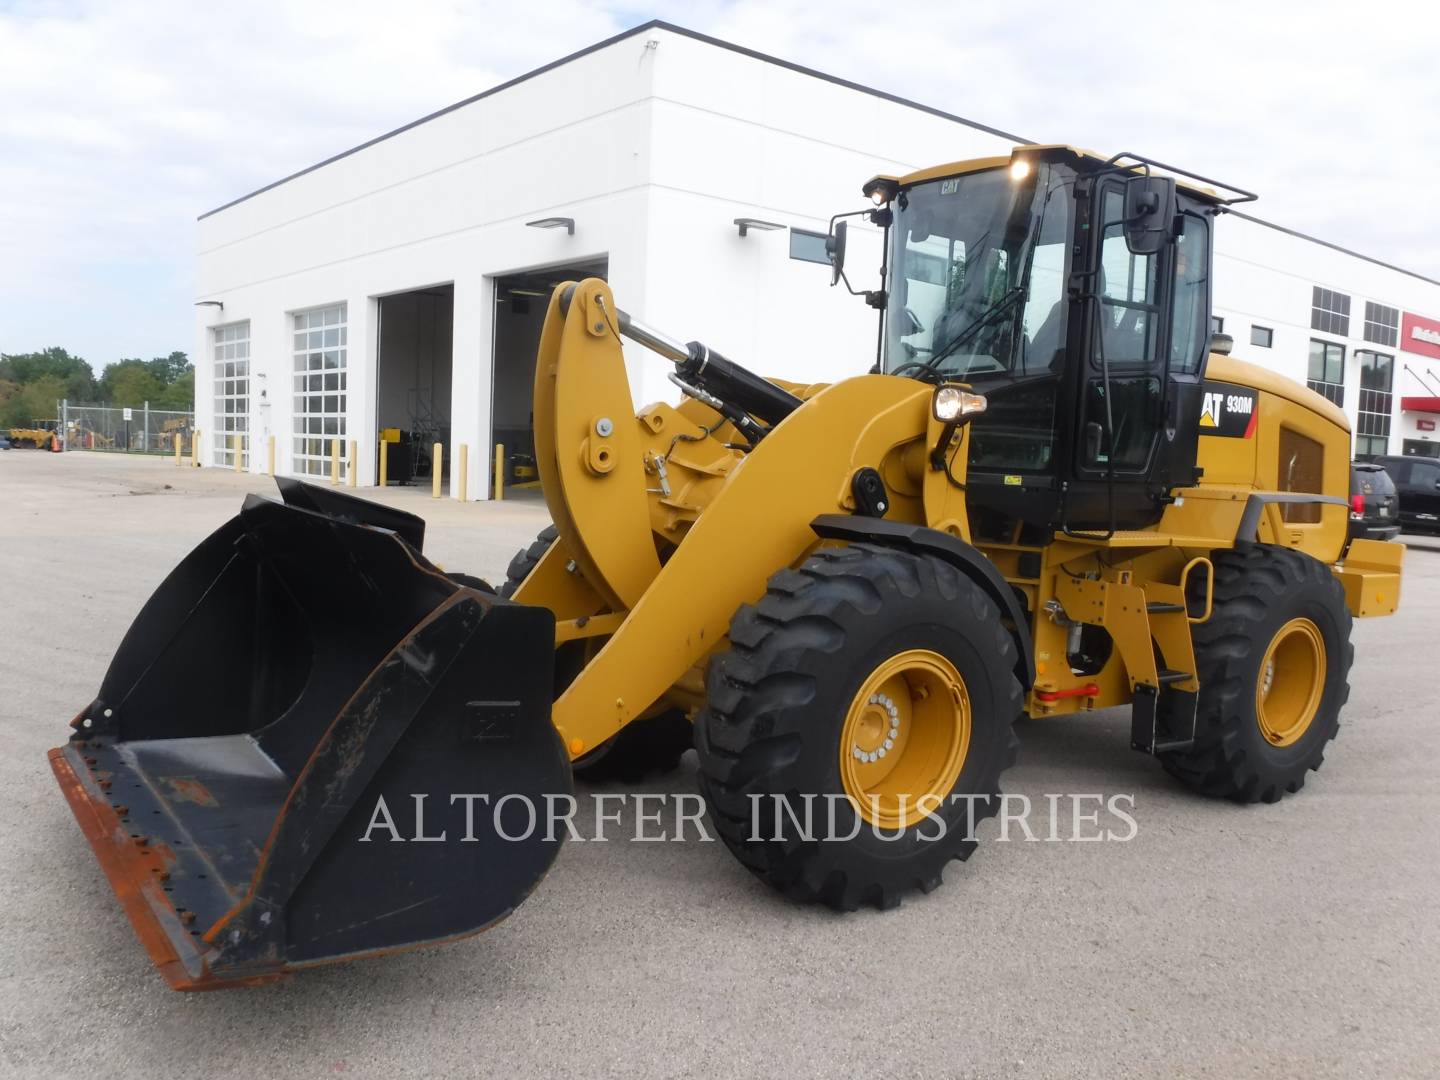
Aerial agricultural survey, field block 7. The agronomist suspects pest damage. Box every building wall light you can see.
[526,217,575,235]
[734,217,784,237]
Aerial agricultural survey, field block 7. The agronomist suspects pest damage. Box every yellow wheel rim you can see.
[1255,617,1326,748]
[839,649,971,829]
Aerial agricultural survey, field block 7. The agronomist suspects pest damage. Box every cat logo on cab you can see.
[1198,381,1258,439]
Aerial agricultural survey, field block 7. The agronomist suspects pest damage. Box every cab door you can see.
[1077,182,1166,477]
[1073,182,1211,509]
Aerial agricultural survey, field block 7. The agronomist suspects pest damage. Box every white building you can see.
[195,20,1440,495]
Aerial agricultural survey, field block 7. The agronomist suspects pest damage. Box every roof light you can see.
[1009,159,1032,182]
[862,177,899,207]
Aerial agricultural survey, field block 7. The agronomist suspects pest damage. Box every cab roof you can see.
[869,145,1252,206]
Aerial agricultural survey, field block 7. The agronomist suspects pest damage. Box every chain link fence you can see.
[61,401,196,455]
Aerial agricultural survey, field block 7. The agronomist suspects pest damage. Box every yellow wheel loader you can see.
[50,145,1404,989]
[8,425,56,449]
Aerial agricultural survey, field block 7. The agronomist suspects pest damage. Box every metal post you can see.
[457,443,468,502]
[432,443,443,499]
[144,401,150,453]
[347,439,357,488]
[61,399,68,452]
[330,439,340,486]
[494,443,505,501]
[175,432,182,467]
[379,439,389,487]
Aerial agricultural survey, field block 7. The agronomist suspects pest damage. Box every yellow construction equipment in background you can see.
[51,145,1403,989]
[7,426,56,449]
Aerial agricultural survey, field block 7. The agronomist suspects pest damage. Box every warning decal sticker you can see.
[1198,381,1258,438]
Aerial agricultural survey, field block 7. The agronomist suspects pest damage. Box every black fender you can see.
[810,515,1035,690]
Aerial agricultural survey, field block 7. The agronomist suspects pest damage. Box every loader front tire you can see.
[499,524,560,598]
[1158,544,1353,803]
[500,524,691,783]
[694,544,1022,911]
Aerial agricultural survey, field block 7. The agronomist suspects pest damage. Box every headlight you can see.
[933,386,987,423]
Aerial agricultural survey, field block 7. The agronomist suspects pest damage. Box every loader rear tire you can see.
[500,524,691,783]
[694,543,1022,911]
[1158,544,1353,803]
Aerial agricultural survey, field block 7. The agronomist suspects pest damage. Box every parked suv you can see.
[1349,462,1400,542]
[1371,454,1440,533]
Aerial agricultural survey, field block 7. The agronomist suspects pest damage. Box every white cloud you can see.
[1,0,1435,368]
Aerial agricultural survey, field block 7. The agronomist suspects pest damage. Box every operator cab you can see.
[837,145,1252,534]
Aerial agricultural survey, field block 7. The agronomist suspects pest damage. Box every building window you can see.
[789,228,831,265]
[1401,439,1440,459]
[1210,316,1224,335]
[1311,286,1350,337]
[212,321,250,468]
[1250,325,1273,348]
[1307,338,1345,407]
[1355,350,1393,459]
[1363,301,1399,347]
[292,304,348,479]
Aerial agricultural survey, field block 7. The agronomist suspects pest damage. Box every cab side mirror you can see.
[826,220,848,286]
[1123,174,1178,255]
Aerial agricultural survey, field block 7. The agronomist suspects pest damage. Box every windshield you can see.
[883,163,1074,380]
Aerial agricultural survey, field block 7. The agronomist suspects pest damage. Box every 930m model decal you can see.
[1199,381,1258,438]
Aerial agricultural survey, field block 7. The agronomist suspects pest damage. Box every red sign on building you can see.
[1401,311,1440,360]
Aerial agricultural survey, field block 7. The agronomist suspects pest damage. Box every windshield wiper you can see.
[916,285,1027,381]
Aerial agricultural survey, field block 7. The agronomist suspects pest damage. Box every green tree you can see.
[0,374,67,428]
[0,348,95,402]
[148,351,191,385]
[0,377,22,428]
[98,352,192,406]
[154,368,194,410]
[101,361,165,407]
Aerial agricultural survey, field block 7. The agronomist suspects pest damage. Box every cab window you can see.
[1094,188,1161,367]
[1169,213,1210,374]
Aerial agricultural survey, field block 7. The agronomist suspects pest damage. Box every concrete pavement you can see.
[2,450,1437,1079]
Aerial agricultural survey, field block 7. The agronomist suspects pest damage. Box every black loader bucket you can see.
[49,479,570,990]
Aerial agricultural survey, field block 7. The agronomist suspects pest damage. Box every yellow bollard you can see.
[432,443,443,499]
[191,428,200,469]
[494,443,505,501]
[330,439,340,486]
[347,440,357,488]
[379,438,389,487]
[174,433,181,467]
[233,433,242,473]
[266,435,275,476]
[456,443,468,502]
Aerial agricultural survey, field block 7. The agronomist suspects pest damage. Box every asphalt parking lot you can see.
[2,450,1438,1079]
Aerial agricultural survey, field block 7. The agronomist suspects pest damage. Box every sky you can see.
[2,0,1437,368]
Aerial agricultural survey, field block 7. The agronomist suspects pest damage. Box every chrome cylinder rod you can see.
[613,307,690,364]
